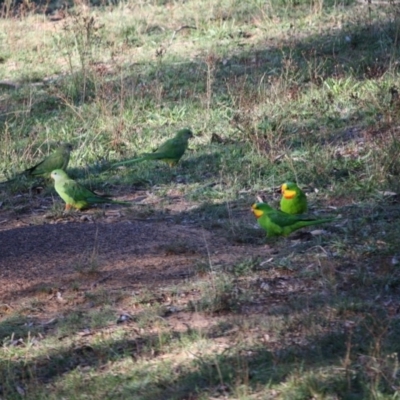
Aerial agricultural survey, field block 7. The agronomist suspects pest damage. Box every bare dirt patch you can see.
[0,203,270,314]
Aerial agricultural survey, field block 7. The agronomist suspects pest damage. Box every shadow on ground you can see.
[1,311,397,399]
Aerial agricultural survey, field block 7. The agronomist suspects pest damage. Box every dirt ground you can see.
[0,195,272,315]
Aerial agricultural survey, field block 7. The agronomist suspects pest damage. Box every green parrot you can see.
[3,143,73,183]
[251,202,334,238]
[280,182,308,215]
[113,128,193,168]
[51,169,130,210]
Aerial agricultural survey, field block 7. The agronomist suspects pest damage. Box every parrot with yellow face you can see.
[280,182,308,215]
[252,202,333,238]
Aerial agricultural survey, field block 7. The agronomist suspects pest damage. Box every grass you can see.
[1,0,400,398]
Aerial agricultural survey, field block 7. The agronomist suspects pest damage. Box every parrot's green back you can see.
[113,128,193,168]
[1,144,73,184]
[252,202,333,237]
[25,144,73,177]
[51,169,129,210]
[280,182,308,215]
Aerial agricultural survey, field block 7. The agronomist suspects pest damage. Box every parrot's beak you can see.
[283,189,296,199]
[251,204,263,218]
[280,183,288,194]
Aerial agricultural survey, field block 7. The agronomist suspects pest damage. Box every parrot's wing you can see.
[29,153,60,175]
[144,150,181,160]
[60,148,71,170]
[64,178,112,204]
[267,210,313,228]
[153,137,175,153]
[61,179,95,202]
[28,147,71,176]
[154,138,187,158]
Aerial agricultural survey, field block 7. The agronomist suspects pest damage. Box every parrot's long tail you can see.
[294,217,335,229]
[112,157,146,168]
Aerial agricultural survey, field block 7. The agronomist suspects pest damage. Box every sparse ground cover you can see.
[1,0,400,398]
